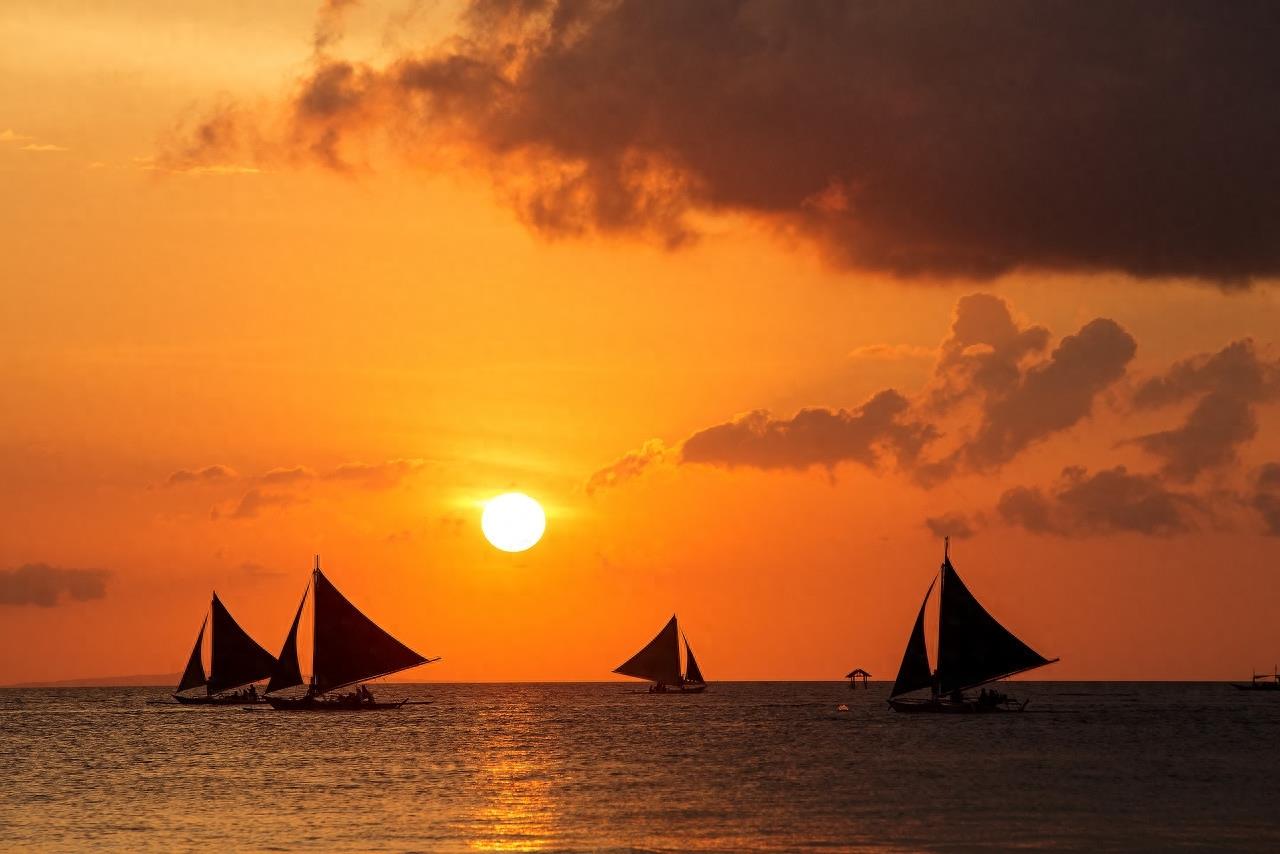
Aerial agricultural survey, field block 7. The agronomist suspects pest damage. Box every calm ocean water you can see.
[2,682,1278,852]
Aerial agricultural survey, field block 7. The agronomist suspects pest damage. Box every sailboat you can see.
[172,593,277,705]
[888,538,1058,713]
[614,614,707,693]
[1232,667,1280,691]
[263,557,440,710]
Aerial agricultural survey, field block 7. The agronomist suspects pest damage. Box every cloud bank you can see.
[168,0,1280,285]
[997,467,1203,537]
[594,293,1134,490]
[590,292,1280,539]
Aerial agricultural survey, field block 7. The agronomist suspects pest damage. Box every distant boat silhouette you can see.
[1232,667,1280,691]
[889,538,1058,714]
[264,556,440,710]
[614,614,707,693]
[172,593,276,705]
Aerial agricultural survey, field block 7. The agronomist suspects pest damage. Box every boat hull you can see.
[265,695,408,711]
[888,697,1026,714]
[173,693,267,705]
[645,683,707,694]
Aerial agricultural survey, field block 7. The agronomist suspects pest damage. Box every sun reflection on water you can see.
[466,757,557,852]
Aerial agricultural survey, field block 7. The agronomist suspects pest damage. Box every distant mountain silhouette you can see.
[5,672,181,688]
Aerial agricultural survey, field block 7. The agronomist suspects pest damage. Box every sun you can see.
[481,492,547,553]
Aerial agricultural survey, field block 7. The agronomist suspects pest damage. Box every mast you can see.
[311,554,319,693]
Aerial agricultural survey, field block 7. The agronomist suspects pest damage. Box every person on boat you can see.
[949,687,964,704]
[358,685,372,705]
[247,685,257,701]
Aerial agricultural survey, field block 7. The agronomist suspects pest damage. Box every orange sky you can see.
[3,1,1280,685]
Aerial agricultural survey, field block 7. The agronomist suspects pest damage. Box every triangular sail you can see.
[683,634,705,684]
[890,578,936,698]
[614,615,682,685]
[937,558,1053,694]
[266,583,308,694]
[312,569,429,694]
[175,616,207,694]
[206,593,278,695]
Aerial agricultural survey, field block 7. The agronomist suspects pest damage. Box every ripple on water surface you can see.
[2,682,1279,851]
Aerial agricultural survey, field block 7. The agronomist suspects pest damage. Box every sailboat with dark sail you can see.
[172,593,277,705]
[263,557,440,710]
[889,539,1058,713]
[614,614,707,693]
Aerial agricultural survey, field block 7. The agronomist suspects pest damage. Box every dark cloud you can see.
[929,293,1050,411]
[172,0,1280,284]
[924,513,978,540]
[588,293,1135,491]
[680,390,936,473]
[1130,393,1257,482]
[1129,340,1280,481]
[167,464,236,486]
[1252,463,1280,535]
[997,466,1202,537]
[960,318,1136,471]
[0,563,109,607]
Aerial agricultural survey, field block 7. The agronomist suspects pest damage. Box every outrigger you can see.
[614,614,707,693]
[888,538,1058,714]
[262,556,440,711]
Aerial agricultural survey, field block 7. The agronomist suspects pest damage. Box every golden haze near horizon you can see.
[3,0,1280,686]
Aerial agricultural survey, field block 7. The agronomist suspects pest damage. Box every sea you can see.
[2,682,1278,852]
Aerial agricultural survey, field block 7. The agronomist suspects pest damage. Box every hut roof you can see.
[846,668,871,678]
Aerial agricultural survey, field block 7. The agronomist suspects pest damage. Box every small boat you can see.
[1232,668,1280,691]
[888,538,1058,714]
[263,557,440,710]
[614,614,707,693]
[170,593,276,705]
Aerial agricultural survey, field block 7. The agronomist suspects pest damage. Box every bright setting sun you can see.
[480,492,546,553]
